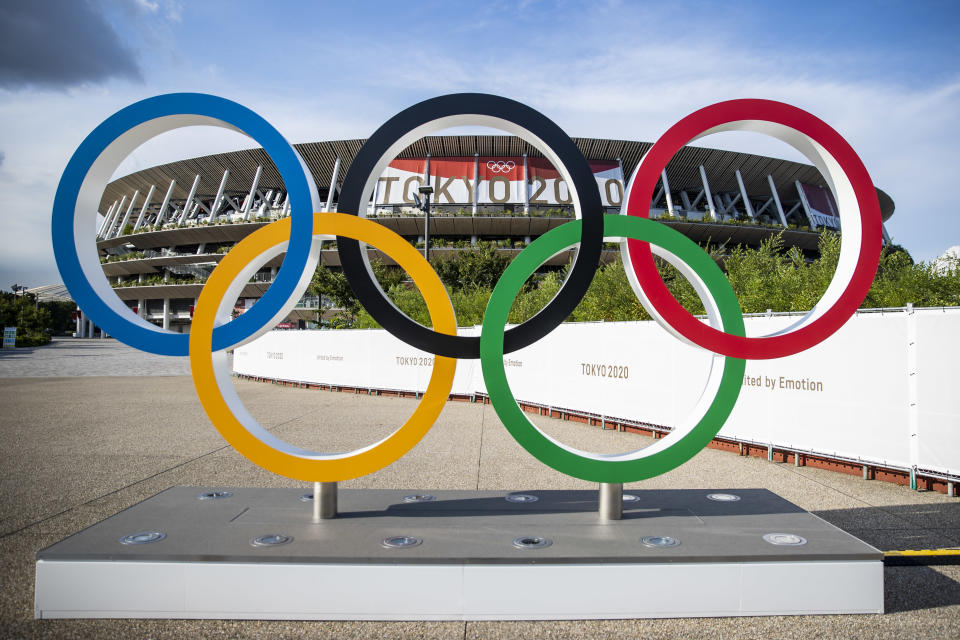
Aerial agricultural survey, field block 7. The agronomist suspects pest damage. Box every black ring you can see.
[337,93,603,359]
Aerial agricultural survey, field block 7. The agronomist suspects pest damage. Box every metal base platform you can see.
[35,487,883,620]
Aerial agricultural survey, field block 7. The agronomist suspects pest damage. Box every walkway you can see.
[0,339,957,637]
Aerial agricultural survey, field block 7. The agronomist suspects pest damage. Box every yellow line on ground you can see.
[885,549,960,556]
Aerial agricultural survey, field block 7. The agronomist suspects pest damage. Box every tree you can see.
[0,290,53,346]
[431,241,510,291]
[309,232,960,330]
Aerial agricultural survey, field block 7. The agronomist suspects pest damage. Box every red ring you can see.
[625,99,882,359]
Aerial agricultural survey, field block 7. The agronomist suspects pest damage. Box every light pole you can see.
[417,184,434,262]
[11,284,25,328]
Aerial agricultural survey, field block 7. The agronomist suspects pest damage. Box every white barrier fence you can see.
[233,306,960,480]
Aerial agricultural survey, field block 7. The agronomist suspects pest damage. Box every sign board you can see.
[3,327,16,349]
[374,157,624,208]
[798,182,841,229]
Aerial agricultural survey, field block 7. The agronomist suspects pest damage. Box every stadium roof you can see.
[25,284,72,303]
[100,136,895,221]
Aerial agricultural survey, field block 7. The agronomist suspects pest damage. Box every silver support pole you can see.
[209,169,230,222]
[132,184,156,232]
[313,481,337,521]
[767,175,788,227]
[242,165,263,221]
[154,179,176,228]
[690,189,705,209]
[162,298,170,330]
[651,184,664,209]
[699,165,716,219]
[794,180,818,230]
[616,157,624,210]
[755,197,774,216]
[104,195,127,238]
[325,157,341,212]
[113,190,140,238]
[97,201,118,238]
[735,170,755,218]
[599,483,623,520]
[178,175,201,226]
[472,153,479,215]
[522,153,529,214]
[661,170,675,216]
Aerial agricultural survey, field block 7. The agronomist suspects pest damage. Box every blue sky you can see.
[1,0,958,286]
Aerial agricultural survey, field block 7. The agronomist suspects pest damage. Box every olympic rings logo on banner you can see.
[486,160,516,174]
[52,92,882,484]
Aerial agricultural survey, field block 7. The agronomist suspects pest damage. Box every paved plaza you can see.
[0,339,958,638]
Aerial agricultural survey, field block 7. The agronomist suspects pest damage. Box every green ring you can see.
[480,216,746,483]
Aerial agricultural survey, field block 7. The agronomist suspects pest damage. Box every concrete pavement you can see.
[0,339,958,637]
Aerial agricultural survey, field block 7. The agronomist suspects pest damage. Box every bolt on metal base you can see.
[312,482,337,521]
[599,483,623,520]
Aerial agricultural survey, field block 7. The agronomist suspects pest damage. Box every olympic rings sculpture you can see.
[52,92,882,484]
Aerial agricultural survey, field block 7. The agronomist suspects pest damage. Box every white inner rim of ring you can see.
[355,115,589,330]
[74,115,322,346]
[620,120,861,347]
[513,236,728,462]
[207,232,453,462]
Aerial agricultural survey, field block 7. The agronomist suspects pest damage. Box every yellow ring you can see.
[189,212,457,482]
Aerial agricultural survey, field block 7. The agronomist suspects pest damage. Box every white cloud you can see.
[333,37,960,261]
[3,6,958,289]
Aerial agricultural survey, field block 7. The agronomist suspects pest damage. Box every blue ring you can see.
[52,93,314,355]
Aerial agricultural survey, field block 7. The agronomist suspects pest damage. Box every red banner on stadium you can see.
[373,156,623,208]
[798,182,841,230]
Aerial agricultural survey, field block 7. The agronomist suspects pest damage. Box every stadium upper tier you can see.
[98,135,894,231]
[83,135,894,335]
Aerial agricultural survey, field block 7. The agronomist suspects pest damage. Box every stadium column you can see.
[523,153,529,215]
[209,169,230,223]
[473,153,479,215]
[661,170,675,216]
[162,298,170,330]
[325,158,341,213]
[97,201,118,239]
[680,191,693,211]
[243,165,263,221]
[258,190,272,217]
[132,185,156,232]
[767,175,788,227]
[698,165,717,220]
[735,170,755,218]
[652,183,664,212]
[154,179,176,228]
[371,169,381,214]
[138,299,146,319]
[75,308,81,337]
[177,175,201,226]
[112,190,139,238]
[103,195,127,239]
[794,180,819,230]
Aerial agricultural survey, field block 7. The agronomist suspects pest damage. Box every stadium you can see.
[84,135,896,336]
